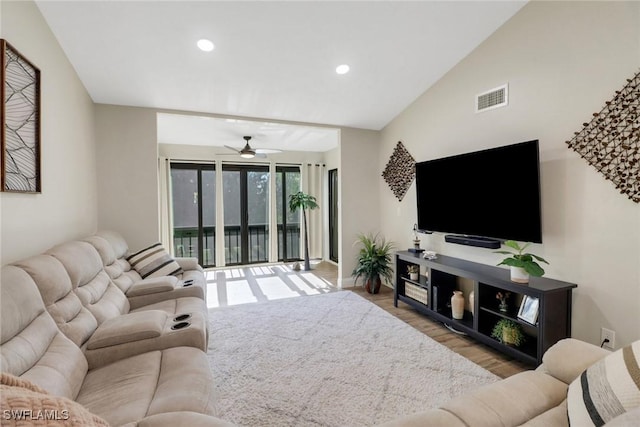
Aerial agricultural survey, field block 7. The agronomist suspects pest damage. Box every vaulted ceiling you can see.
[36,1,526,134]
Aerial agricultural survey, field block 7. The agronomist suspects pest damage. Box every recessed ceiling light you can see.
[336,64,350,75]
[197,39,215,52]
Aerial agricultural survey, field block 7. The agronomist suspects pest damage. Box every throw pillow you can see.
[126,243,183,279]
[1,372,110,426]
[567,340,640,426]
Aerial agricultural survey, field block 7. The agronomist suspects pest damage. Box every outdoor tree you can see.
[289,191,318,271]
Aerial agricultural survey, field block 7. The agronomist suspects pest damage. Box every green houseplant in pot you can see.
[352,233,394,294]
[491,319,525,347]
[289,191,319,271]
[495,240,549,283]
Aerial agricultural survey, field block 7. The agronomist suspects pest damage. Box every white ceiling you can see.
[157,113,340,152]
[35,1,526,148]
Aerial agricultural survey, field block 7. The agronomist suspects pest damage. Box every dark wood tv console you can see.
[394,251,577,365]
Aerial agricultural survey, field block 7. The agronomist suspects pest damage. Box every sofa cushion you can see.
[0,266,88,400]
[127,243,183,279]
[520,400,568,427]
[567,340,640,426]
[1,372,110,427]
[47,241,130,324]
[441,370,567,427]
[13,254,98,348]
[119,412,238,427]
[76,347,217,426]
[374,408,465,427]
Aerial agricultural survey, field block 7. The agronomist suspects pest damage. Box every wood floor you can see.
[350,284,530,379]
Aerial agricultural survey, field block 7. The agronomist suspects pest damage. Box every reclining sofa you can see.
[0,231,231,426]
[3,230,638,426]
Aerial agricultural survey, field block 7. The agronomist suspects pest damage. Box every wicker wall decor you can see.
[382,141,415,201]
[566,70,640,203]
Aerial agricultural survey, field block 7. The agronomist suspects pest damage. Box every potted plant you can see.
[407,265,419,281]
[496,291,511,312]
[495,240,549,283]
[491,319,525,347]
[352,233,394,294]
[289,191,319,271]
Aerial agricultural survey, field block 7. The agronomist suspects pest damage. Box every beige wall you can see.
[339,127,381,287]
[0,0,97,265]
[380,1,640,347]
[95,105,158,251]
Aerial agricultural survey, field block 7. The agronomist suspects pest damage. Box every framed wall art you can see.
[1,39,41,193]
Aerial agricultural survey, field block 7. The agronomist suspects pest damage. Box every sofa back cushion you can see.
[12,254,98,347]
[85,235,135,293]
[0,266,88,400]
[47,241,130,325]
[95,229,144,281]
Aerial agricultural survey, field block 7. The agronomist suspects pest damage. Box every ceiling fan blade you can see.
[255,148,282,154]
[224,145,241,154]
[255,153,267,159]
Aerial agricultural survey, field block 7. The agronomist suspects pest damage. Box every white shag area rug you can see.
[208,291,499,427]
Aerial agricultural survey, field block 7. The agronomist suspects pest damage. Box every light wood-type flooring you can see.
[350,284,530,379]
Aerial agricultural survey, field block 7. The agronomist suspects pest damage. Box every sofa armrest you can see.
[541,338,610,384]
[175,257,203,272]
[126,276,179,297]
[87,311,167,350]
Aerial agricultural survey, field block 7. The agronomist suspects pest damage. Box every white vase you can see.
[451,291,464,319]
[469,291,475,316]
[510,266,529,283]
[409,272,419,281]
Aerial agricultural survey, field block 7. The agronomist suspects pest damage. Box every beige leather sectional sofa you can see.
[3,231,638,426]
[0,231,232,426]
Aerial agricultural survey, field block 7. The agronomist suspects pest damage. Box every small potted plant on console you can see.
[491,319,525,347]
[407,265,419,281]
[495,240,549,283]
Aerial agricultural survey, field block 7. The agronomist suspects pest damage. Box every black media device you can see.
[415,140,542,248]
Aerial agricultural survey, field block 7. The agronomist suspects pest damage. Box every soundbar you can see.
[444,234,501,249]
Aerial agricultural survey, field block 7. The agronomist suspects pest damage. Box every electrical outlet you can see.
[601,327,615,349]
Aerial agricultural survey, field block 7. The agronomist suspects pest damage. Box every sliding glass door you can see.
[328,168,338,263]
[170,163,216,267]
[276,166,301,261]
[223,165,270,265]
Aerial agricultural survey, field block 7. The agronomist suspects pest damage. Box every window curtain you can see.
[158,157,174,254]
[302,163,325,260]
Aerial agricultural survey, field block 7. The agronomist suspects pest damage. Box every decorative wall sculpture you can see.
[1,39,41,193]
[566,70,639,203]
[382,141,415,201]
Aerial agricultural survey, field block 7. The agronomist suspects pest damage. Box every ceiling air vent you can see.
[475,84,508,113]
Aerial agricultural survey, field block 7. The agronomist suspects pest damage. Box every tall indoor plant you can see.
[352,233,394,294]
[289,191,319,271]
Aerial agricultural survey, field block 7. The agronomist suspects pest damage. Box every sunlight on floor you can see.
[205,263,336,308]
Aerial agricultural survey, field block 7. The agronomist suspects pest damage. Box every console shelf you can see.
[394,251,577,365]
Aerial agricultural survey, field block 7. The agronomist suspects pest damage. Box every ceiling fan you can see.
[224,136,281,159]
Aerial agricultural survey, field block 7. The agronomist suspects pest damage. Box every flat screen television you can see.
[415,140,542,246]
